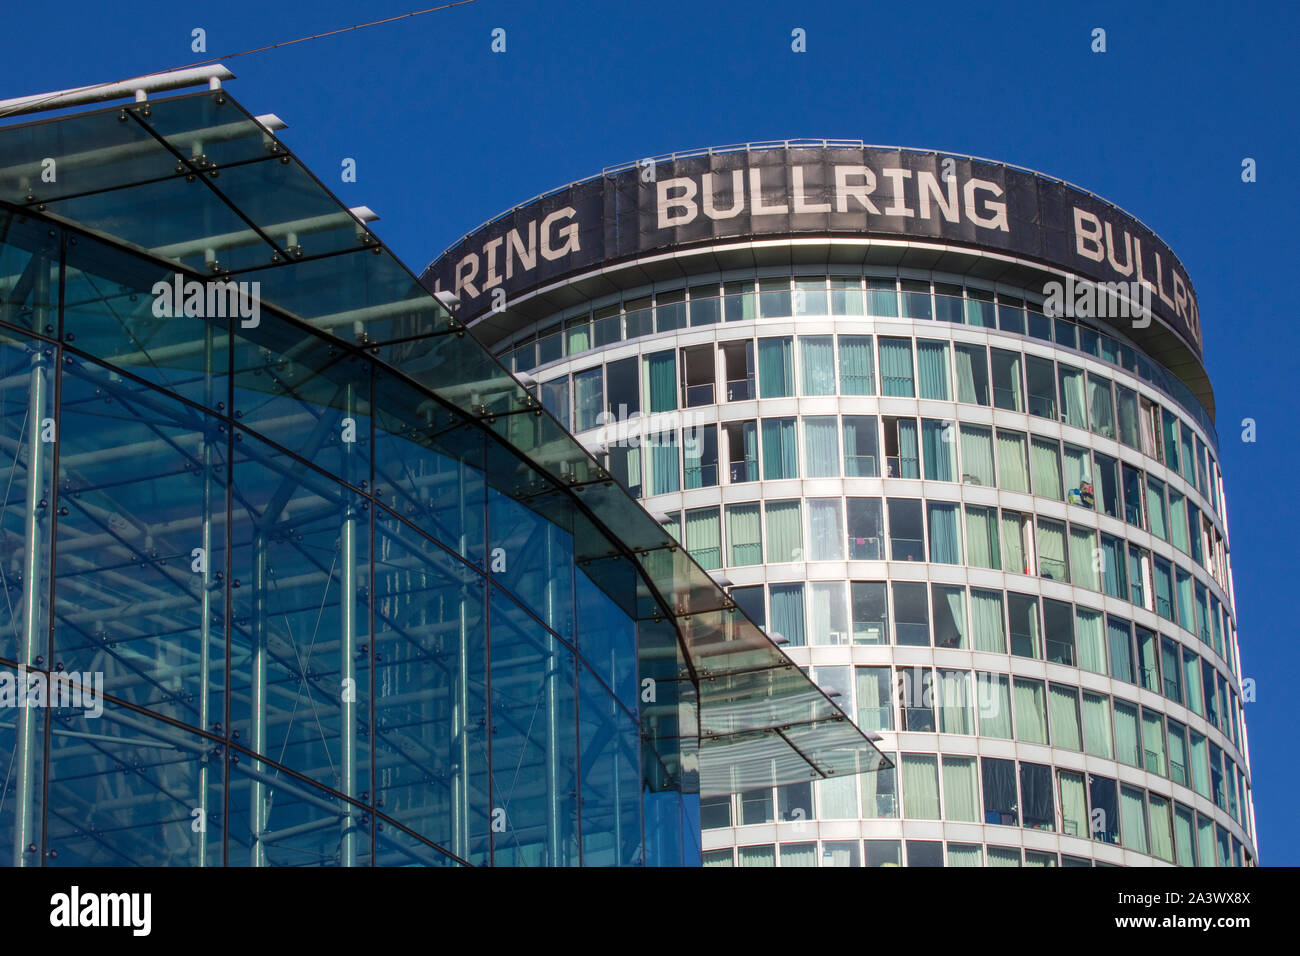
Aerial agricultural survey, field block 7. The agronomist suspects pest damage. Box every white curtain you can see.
[726,503,762,566]
[807,498,844,561]
[802,415,840,477]
[1075,607,1107,674]
[1001,512,1025,574]
[1148,795,1175,861]
[938,669,972,734]
[1059,770,1088,838]
[1069,525,1100,590]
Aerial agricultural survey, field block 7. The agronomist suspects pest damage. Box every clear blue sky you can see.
[4,0,1295,863]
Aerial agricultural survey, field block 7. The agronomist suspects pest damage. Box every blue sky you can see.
[4,0,1295,863]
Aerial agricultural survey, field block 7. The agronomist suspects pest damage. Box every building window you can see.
[850,581,889,644]
[995,428,1030,493]
[644,349,676,413]
[799,335,836,396]
[685,507,721,570]
[838,334,875,394]
[931,584,967,648]
[761,417,799,480]
[901,753,941,820]
[721,339,755,401]
[765,499,803,563]
[1020,762,1055,831]
[682,423,718,489]
[879,337,915,397]
[964,505,1000,570]
[921,419,954,481]
[856,666,893,731]
[916,340,950,399]
[887,498,925,561]
[1026,354,1057,419]
[1013,677,1049,744]
[883,416,920,478]
[845,497,884,560]
[723,419,758,483]
[803,416,840,477]
[687,284,720,326]
[970,589,1006,653]
[681,344,715,407]
[977,673,1013,738]
[899,666,935,730]
[726,503,762,566]
[768,582,806,647]
[892,582,930,645]
[954,343,990,405]
[807,498,845,561]
[990,348,1024,412]
[982,757,1019,826]
[842,415,879,478]
[1030,436,1063,499]
[758,336,795,397]
[958,422,994,486]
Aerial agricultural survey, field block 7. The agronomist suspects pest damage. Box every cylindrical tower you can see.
[425,142,1254,867]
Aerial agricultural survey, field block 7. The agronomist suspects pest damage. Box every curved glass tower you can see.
[426,142,1256,867]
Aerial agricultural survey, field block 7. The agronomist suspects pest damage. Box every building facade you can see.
[425,143,1256,867]
[0,79,883,867]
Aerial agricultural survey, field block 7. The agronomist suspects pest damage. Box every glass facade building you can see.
[431,143,1257,867]
[0,86,882,866]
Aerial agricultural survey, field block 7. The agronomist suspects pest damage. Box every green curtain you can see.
[1013,678,1048,744]
[1030,437,1062,499]
[685,507,721,570]
[1120,787,1149,854]
[768,582,805,646]
[761,417,798,480]
[938,670,972,734]
[921,419,954,481]
[738,845,776,867]
[799,336,836,395]
[970,588,1006,651]
[838,335,874,394]
[959,424,995,485]
[1182,647,1203,715]
[996,430,1029,492]
[645,350,676,413]
[954,344,983,404]
[1075,607,1106,674]
[987,847,1022,867]
[856,667,892,731]
[1117,387,1140,447]
[946,844,983,866]
[1101,536,1126,598]
[898,419,920,478]
[1113,700,1141,765]
[726,503,762,566]
[1088,374,1116,438]
[926,502,960,565]
[1169,488,1190,552]
[1174,805,1197,865]
[758,337,794,397]
[1001,512,1025,574]
[1146,478,1168,539]
[901,754,941,819]
[964,506,1000,570]
[1108,617,1134,682]
[803,416,839,477]
[1196,815,1216,866]
[1142,708,1167,774]
[977,673,1012,737]
[1069,525,1099,590]
[1036,519,1067,581]
[1058,365,1087,428]
[879,338,915,397]
[765,500,802,563]
[1190,733,1210,798]
[916,340,950,399]
[650,432,679,495]
[941,755,979,822]
[1082,691,1113,758]
[1059,771,1088,838]
[1048,684,1082,750]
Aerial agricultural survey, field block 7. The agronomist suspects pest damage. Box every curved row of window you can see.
[663,487,1237,674]
[703,755,1251,867]
[724,578,1243,754]
[503,273,1218,447]
[542,331,1224,523]
[705,836,1240,867]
